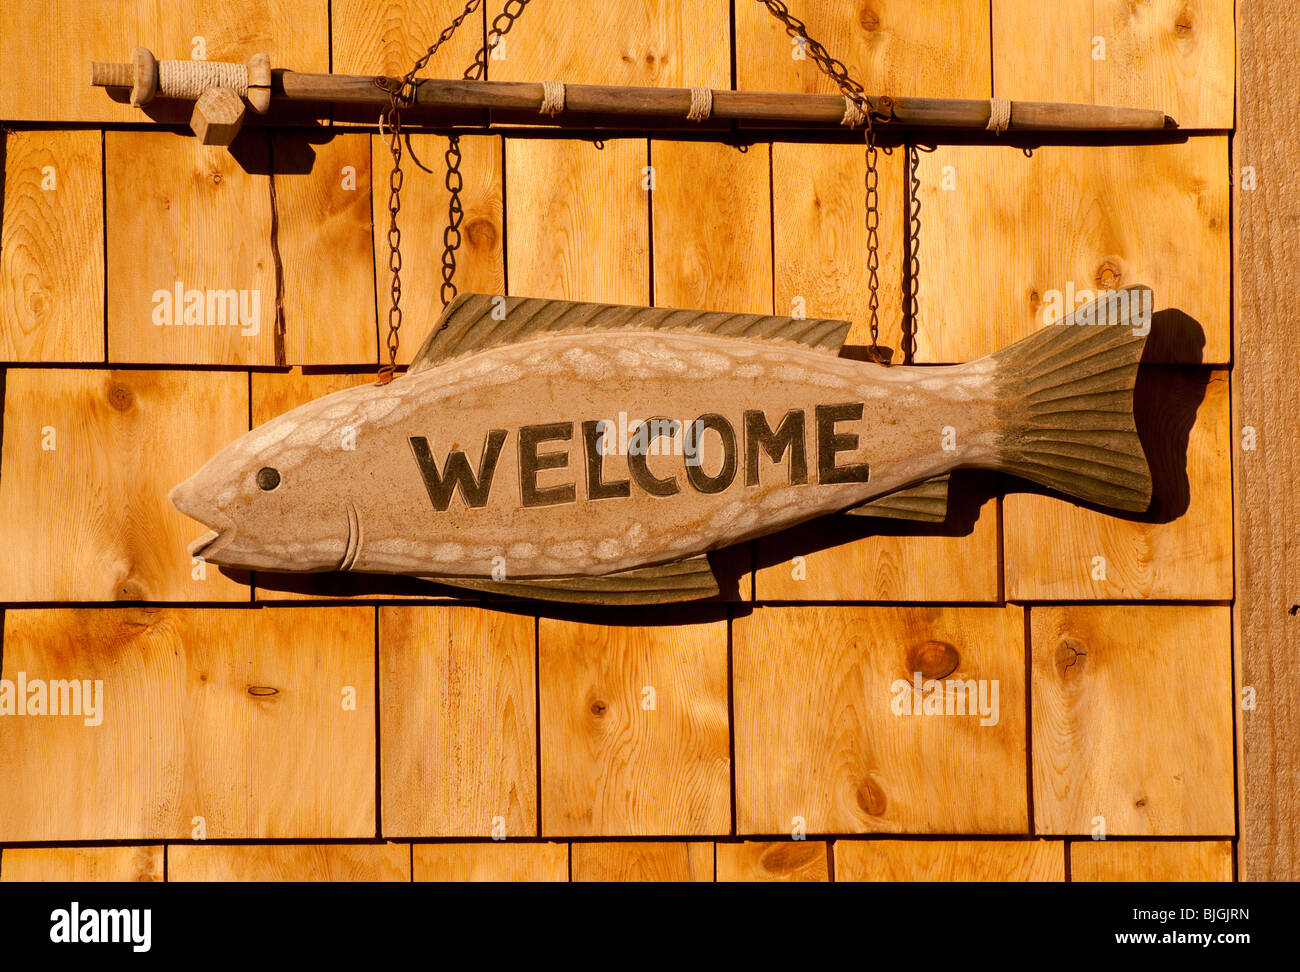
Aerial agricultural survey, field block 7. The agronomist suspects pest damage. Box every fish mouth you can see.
[189,528,234,561]
[170,478,237,564]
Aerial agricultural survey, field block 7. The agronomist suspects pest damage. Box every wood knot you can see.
[107,381,135,411]
[1095,258,1124,290]
[858,5,881,31]
[209,170,223,185]
[465,216,498,250]
[247,685,279,697]
[906,639,959,680]
[854,777,887,817]
[1055,636,1087,676]
[758,841,818,873]
[589,699,607,717]
[1174,4,1193,36]
[115,579,143,600]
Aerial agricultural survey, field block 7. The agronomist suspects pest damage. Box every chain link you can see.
[442,0,534,307]
[374,0,483,383]
[464,0,532,82]
[901,142,925,365]
[754,0,895,362]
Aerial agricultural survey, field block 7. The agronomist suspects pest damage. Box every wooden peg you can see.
[90,46,158,107]
[130,47,159,107]
[191,87,246,146]
[246,53,272,113]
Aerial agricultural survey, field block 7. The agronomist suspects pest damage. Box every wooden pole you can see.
[91,59,1173,132]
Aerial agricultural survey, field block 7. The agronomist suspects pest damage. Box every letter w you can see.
[409,431,507,510]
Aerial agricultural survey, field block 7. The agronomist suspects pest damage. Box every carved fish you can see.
[170,287,1153,604]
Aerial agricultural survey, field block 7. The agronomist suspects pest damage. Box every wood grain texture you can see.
[771,140,903,351]
[1071,839,1233,882]
[915,140,1230,364]
[0,0,330,122]
[715,840,829,881]
[370,133,503,367]
[1031,605,1234,836]
[275,132,376,365]
[0,607,375,841]
[1234,0,1300,882]
[379,606,537,837]
[735,0,991,99]
[0,368,249,601]
[754,495,1000,601]
[1004,368,1231,600]
[570,841,713,881]
[651,140,771,314]
[0,130,104,361]
[539,618,730,836]
[0,846,163,882]
[413,842,568,881]
[486,1,729,87]
[168,843,408,881]
[506,137,649,304]
[251,368,371,427]
[105,131,275,365]
[834,839,1065,881]
[331,0,486,77]
[734,606,1027,834]
[992,0,1234,129]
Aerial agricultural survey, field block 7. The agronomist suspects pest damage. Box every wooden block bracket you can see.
[90,47,271,146]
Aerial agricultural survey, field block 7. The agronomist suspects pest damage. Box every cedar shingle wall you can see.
[0,0,1235,881]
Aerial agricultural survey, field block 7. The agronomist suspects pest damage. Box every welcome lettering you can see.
[409,404,870,510]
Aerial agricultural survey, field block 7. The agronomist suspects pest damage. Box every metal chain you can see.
[863,117,885,361]
[439,136,465,309]
[754,0,895,362]
[374,0,483,383]
[901,142,926,365]
[464,0,533,82]
[440,0,535,308]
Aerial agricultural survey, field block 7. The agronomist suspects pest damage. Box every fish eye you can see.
[256,466,281,491]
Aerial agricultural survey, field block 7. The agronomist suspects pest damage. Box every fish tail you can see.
[991,286,1152,512]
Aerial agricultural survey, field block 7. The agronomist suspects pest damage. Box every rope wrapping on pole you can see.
[539,80,566,115]
[986,97,1012,133]
[686,86,713,122]
[158,59,249,99]
[840,95,867,127]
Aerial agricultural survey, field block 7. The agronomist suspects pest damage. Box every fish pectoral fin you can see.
[426,555,719,605]
[842,474,951,522]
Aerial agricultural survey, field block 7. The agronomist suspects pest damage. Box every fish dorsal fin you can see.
[427,554,719,605]
[407,294,852,371]
[843,475,951,522]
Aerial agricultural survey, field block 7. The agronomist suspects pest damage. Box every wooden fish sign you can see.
[171,288,1154,604]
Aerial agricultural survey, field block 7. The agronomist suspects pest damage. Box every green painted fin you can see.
[407,294,852,371]
[428,554,719,605]
[992,286,1152,513]
[843,475,950,522]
